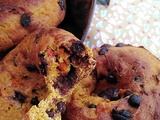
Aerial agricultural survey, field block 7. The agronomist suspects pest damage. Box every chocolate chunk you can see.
[71,41,85,56]
[30,96,39,106]
[56,101,66,113]
[128,94,142,107]
[13,91,26,103]
[25,64,39,73]
[134,76,141,82]
[88,104,96,108]
[115,43,124,47]
[106,74,118,84]
[21,13,31,27]
[98,87,120,101]
[46,109,55,118]
[58,0,66,10]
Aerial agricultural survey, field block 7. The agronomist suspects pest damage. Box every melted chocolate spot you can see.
[25,64,39,73]
[30,96,39,106]
[21,13,31,27]
[38,53,47,75]
[58,0,66,10]
[39,62,47,76]
[56,101,66,113]
[22,75,30,80]
[71,41,85,56]
[13,91,26,103]
[54,65,77,95]
[98,87,120,101]
[128,94,142,107]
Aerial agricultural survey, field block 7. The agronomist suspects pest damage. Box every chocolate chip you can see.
[71,41,85,56]
[25,64,39,73]
[88,104,96,108]
[21,13,31,27]
[115,43,124,47]
[98,44,111,55]
[98,87,120,101]
[124,91,132,97]
[99,47,108,55]
[32,89,37,94]
[112,108,131,120]
[46,109,55,118]
[30,96,39,106]
[128,94,142,107]
[100,44,111,48]
[58,0,66,10]
[134,76,141,82]
[119,110,132,118]
[106,74,118,84]
[56,101,66,113]
[112,114,129,120]
[13,91,26,103]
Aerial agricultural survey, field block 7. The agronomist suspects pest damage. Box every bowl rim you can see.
[81,0,97,42]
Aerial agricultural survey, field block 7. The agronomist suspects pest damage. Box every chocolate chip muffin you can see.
[0,28,96,120]
[63,43,160,120]
[0,0,66,52]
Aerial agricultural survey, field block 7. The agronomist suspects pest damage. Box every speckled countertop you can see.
[84,0,160,59]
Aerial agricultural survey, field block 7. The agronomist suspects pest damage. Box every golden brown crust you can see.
[0,28,95,120]
[63,44,160,120]
[0,0,66,52]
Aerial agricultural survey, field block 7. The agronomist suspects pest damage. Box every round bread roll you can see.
[0,0,66,52]
[0,28,96,120]
[63,43,160,120]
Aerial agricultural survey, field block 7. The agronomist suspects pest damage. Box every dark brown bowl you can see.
[59,0,96,42]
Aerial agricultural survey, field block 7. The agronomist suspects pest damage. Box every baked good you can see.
[0,0,66,52]
[0,28,96,120]
[63,43,160,120]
